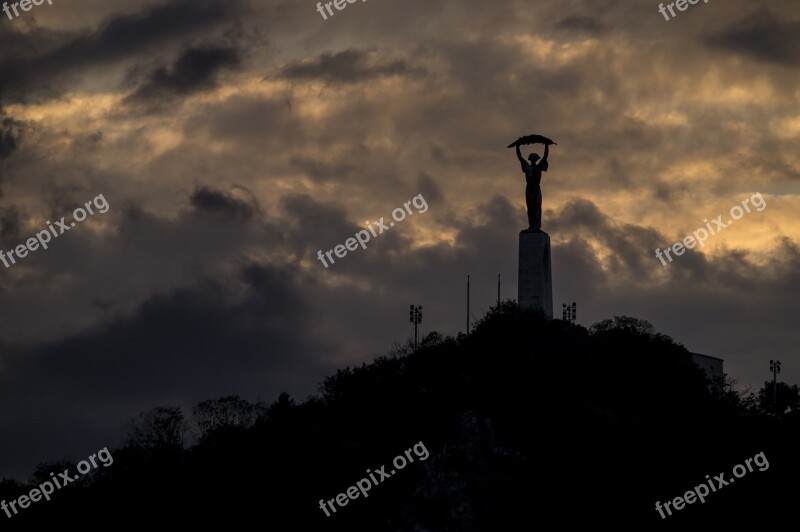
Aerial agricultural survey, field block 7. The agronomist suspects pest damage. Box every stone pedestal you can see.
[518,230,553,319]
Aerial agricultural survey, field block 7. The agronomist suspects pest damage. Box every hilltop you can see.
[2,302,798,529]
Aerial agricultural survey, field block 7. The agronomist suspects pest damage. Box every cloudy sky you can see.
[0,0,798,477]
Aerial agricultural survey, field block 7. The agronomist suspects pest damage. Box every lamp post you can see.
[466,275,470,334]
[410,305,423,350]
[561,302,576,323]
[770,359,781,414]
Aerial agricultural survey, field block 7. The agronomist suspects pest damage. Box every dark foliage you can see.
[4,303,798,529]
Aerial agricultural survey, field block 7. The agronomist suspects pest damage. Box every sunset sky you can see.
[0,0,798,477]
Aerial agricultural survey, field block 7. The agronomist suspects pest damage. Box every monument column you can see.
[507,133,556,320]
[518,230,553,319]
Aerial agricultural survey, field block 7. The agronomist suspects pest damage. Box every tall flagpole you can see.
[466,274,470,334]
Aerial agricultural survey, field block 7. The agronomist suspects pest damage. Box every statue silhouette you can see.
[515,143,550,231]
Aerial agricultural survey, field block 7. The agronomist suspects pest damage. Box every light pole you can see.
[770,359,781,414]
[410,305,423,350]
[466,275,470,334]
[561,302,576,323]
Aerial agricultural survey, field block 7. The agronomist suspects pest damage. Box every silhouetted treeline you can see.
[2,302,799,529]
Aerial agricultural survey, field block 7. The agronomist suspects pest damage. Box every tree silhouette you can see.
[123,405,188,450]
[757,381,800,416]
[193,395,256,440]
[8,302,800,528]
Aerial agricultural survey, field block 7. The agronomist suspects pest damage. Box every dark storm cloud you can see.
[652,180,691,203]
[0,20,55,51]
[0,207,21,246]
[189,185,258,223]
[288,156,360,184]
[125,45,241,107]
[184,94,299,146]
[278,49,425,84]
[8,264,316,393]
[549,199,666,282]
[417,172,444,203]
[0,114,22,160]
[555,15,609,35]
[0,0,245,101]
[0,262,333,478]
[0,110,25,233]
[550,198,607,230]
[0,111,21,204]
[705,8,800,66]
[90,298,116,313]
[277,193,362,257]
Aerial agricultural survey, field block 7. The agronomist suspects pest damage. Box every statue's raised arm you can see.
[516,144,529,168]
[538,144,550,171]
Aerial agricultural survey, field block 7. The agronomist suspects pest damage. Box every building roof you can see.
[690,352,724,362]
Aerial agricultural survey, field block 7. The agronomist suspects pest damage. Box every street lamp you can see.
[410,305,423,350]
[770,359,782,414]
[561,302,576,323]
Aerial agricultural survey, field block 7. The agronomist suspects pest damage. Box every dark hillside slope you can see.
[4,303,798,529]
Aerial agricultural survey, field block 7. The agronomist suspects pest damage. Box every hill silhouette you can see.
[1,302,798,529]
